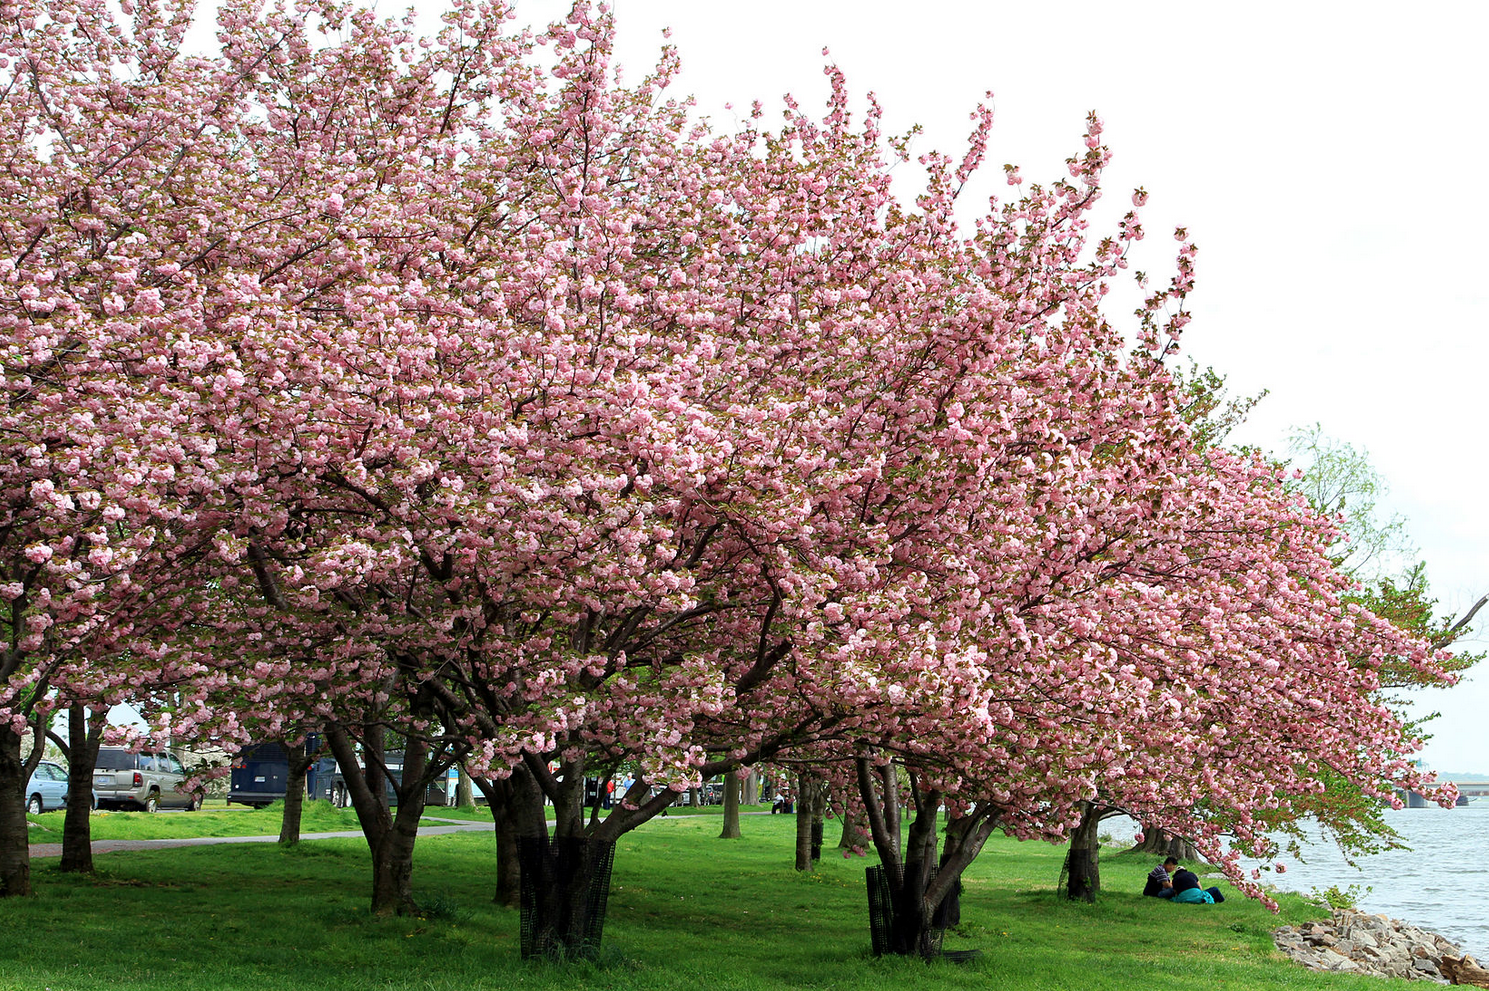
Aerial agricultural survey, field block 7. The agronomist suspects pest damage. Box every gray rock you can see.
[1274,911,1461,983]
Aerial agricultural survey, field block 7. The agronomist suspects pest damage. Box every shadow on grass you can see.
[1,816,1375,991]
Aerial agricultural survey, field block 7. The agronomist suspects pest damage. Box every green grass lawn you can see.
[26,800,368,840]
[4,810,1394,990]
[25,799,774,839]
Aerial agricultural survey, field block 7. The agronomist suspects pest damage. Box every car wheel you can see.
[26,794,42,815]
[145,793,160,814]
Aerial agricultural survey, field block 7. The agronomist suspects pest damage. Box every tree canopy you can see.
[0,0,1462,935]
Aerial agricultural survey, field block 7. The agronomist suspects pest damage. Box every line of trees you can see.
[0,0,1469,962]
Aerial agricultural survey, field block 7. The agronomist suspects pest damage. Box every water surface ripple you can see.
[1247,804,1488,958]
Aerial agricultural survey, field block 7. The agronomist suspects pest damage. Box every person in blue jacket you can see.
[1169,864,1225,905]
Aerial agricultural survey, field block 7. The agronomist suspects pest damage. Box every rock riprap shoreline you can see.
[1274,909,1489,983]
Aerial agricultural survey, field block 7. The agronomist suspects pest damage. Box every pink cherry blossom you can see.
[0,0,1453,929]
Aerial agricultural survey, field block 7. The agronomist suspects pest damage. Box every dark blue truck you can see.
[228,740,338,808]
[229,741,448,807]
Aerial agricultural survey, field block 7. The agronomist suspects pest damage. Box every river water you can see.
[1104,803,1489,956]
[1249,802,1489,958]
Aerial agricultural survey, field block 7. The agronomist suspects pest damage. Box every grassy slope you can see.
[4,811,1391,991]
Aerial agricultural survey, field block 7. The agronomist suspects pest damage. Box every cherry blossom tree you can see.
[1262,429,1487,862]
[1044,402,1481,905]
[0,0,268,892]
[0,0,496,898]
[1,1,1458,966]
[194,4,1453,952]
[839,434,1459,943]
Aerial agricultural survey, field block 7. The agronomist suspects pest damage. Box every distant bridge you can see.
[1446,778,1489,798]
[1397,778,1489,806]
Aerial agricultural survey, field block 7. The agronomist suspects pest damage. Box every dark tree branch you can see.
[1434,593,1489,650]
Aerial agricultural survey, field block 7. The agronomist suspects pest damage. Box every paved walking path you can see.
[26,815,492,859]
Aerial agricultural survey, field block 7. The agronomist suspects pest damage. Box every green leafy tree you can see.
[1287,424,1414,582]
[1275,427,1485,860]
[1286,425,1486,676]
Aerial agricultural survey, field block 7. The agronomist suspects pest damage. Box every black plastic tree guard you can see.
[865,863,974,961]
[518,835,616,960]
[866,863,900,956]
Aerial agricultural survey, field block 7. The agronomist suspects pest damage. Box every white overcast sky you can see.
[573,0,1488,773]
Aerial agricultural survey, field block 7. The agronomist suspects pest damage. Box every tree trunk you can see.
[514,756,612,960]
[0,726,31,897]
[1134,823,1199,861]
[513,754,681,959]
[58,705,104,874]
[278,740,313,846]
[518,830,617,960]
[472,770,527,909]
[371,789,425,915]
[856,757,998,959]
[325,724,427,916]
[741,770,758,806]
[1167,833,1199,862]
[1064,802,1103,902]
[936,815,970,929]
[719,773,741,839]
[456,765,474,808]
[888,783,939,957]
[494,779,523,909]
[811,789,825,862]
[839,810,870,850]
[794,770,817,870]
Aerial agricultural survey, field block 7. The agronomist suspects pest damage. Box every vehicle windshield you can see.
[95,751,138,771]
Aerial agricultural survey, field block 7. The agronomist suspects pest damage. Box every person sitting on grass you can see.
[1170,864,1226,905]
[1144,856,1178,898]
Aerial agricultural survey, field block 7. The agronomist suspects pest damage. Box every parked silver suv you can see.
[93,749,199,812]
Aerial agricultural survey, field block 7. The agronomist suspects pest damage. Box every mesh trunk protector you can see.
[518,835,616,959]
[866,863,977,961]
